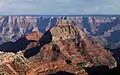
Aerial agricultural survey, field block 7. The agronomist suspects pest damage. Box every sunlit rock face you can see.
[0,15,120,50]
[0,22,117,75]
[25,31,42,41]
[25,31,43,49]
[27,24,116,74]
[48,24,117,68]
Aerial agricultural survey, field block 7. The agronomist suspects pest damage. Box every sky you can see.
[0,0,119,15]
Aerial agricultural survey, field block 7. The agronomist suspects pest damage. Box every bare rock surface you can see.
[0,21,117,75]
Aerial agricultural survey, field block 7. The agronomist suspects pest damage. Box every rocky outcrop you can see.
[0,51,34,75]
[26,25,116,74]
[25,31,43,49]
[0,50,88,75]
[25,31,42,41]
[0,31,42,52]
[0,17,118,75]
[47,25,117,68]
[0,16,120,50]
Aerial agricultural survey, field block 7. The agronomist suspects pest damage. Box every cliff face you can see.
[26,24,116,74]
[0,16,46,45]
[0,16,120,50]
[0,23,117,75]
[0,31,42,52]
[0,51,88,75]
[48,25,117,68]
[24,31,43,49]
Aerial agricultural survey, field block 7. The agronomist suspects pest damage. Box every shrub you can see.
[65,59,72,64]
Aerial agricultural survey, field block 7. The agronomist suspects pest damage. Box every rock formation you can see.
[0,31,42,52]
[0,16,118,75]
[42,24,117,69]
[0,16,120,50]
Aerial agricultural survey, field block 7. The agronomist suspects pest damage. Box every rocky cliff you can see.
[0,31,42,52]
[43,25,117,68]
[0,16,120,50]
[0,16,118,75]
[0,23,117,75]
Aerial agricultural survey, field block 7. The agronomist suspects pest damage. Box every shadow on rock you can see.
[39,29,52,46]
[106,47,120,62]
[0,36,37,53]
[84,66,109,75]
[24,46,41,58]
[84,65,120,75]
[24,29,52,58]
[48,71,75,75]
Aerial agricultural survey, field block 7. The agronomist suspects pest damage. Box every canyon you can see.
[0,19,118,75]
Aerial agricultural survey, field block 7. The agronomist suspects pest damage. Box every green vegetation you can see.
[48,69,56,74]
[65,59,72,64]
[76,62,85,68]
[0,72,4,75]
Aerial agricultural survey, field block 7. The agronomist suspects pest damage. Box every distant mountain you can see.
[0,15,120,49]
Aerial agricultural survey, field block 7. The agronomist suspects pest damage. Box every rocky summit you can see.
[0,21,117,75]
[0,16,120,50]
[40,25,117,68]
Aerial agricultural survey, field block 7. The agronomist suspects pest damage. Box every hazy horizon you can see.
[0,0,120,15]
